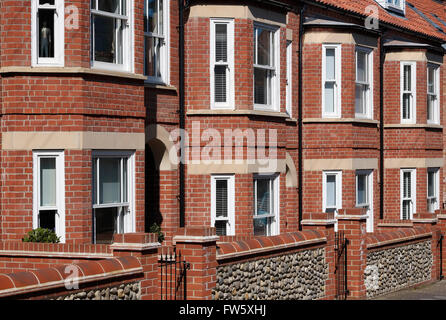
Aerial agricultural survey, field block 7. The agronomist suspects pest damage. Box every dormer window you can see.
[376,0,405,15]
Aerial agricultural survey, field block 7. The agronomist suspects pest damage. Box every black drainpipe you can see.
[379,30,385,220]
[298,4,306,231]
[179,0,186,228]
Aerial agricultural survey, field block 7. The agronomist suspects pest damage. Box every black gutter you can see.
[379,32,385,221]
[298,4,306,231]
[179,0,185,228]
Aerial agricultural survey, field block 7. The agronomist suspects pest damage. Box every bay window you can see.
[322,44,341,118]
[144,0,169,82]
[92,151,134,244]
[211,175,235,236]
[32,0,65,66]
[355,47,373,119]
[253,174,279,236]
[253,24,279,111]
[401,169,416,220]
[91,0,132,71]
[33,151,65,242]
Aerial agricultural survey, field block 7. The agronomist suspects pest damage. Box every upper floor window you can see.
[400,61,416,124]
[427,64,440,124]
[376,0,405,14]
[144,0,169,83]
[355,47,373,119]
[286,40,293,116]
[322,44,341,118]
[91,0,133,72]
[33,150,65,242]
[210,19,234,109]
[32,0,65,66]
[253,24,280,111]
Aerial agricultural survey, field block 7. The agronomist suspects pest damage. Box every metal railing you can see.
[159,248,190,300]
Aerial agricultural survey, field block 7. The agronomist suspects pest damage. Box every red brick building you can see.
[0,0,446,246]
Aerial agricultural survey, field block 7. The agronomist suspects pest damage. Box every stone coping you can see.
[216,231,326,261]
[366,226,432,249]
[0,256,143,298]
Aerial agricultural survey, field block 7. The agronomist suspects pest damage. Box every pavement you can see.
[373,280,446,300]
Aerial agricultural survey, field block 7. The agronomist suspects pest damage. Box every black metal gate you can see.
[438,234,444,280]
[159,248,190,300]
[335,231,349,300]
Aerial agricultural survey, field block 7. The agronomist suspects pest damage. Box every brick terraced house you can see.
[1,0,446,300]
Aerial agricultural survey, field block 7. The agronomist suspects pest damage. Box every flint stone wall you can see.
[365,240,432,299]
[53,282,141,300]
[213,247,327,300]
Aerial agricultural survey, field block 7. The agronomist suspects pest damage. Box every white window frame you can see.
[211,175,235,236]
[356,170,374,232]
[90,0,134,73]
[400,61,416,124]
[400,168,416,220]
[210,18,234,110]
[286,40,293,117]
[427,167,440,213]
[322,171,342,231]
[253,174,280,236]
[355,46,374,119]
[322,44,342,118]
[33,150,65,243]
[253,23,280,112]
[31,0,65,67]
[144,0,170,84]
[92,150,135,244]
[384,0,405,13]
[427,63,440,125]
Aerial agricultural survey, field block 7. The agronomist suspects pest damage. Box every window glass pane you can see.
[98,0,120,14]
[428,171,434,197]
[402,200,410,220]
[40,0,55,5]
[256,179,271,216]
[216,180,228,218]
[158,0,163,35]
[355,84,365,114]
[402,93,411,119]
[94,15,123,64]
[148,0,158,34]
[356,51,367,83]
[326,48,335,80]
[428,67,435,93]
[357,174,367,205]
[326,175,336,208]
[324,82,335,114]
[215,220,227,236]
[428,95,435,120]
[39,210,56,231]
[253,218,268,236]
[99,158,121,204]
[95,207,118,244]
[215,24,227,62]
[256,28,271,66]
[123,158,128,203]
[214,65,227,103]
[145,36,161,77]
[254,68,270,105]
[40,158,56,207]
[38,9,55,58]
[403,172,411,198]
[403,65,411,91]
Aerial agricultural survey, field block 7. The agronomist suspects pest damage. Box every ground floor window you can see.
[92,151,134,244]
[33,150,65,242]
[253,174,279,236]
[401,168,416,220]
[211,175,235,236]
[427,168,439,213]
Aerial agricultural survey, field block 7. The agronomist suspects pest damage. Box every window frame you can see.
[31,0,65,67]
[322,44,342,118]
[253,22,280,112]
[322,171,342,232]
[92,150,135,244]
[210,175,235,236]
[356,169,374,232]
[286,40,293,117]
[90,0,134,72]
[253,174,280,236]
[144,0,170,84]
[355,46,374,119]
[210,18,235,110]
[33,150,65,243]
[427,167,440,213]
[400,168,416,220]
[400,61,417,124]
[427,63,440,125]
